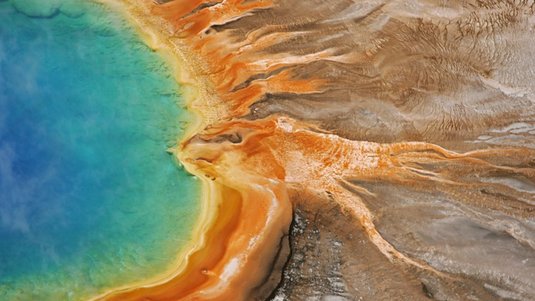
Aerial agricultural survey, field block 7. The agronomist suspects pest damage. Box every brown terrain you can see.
[98,0,535,300]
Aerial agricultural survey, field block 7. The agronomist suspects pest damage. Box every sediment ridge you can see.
[96,1,535,300]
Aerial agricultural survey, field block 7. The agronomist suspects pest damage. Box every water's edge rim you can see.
[89,0,217,298]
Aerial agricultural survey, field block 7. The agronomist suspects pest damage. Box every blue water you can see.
[0,1,199,299]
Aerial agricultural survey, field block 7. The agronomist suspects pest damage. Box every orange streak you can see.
[154,0,328,119]
[153,0,215,20]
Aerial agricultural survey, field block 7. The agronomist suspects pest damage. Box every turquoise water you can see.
[0,1,199,299]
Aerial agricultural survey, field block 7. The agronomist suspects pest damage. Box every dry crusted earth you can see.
[122,0,535,300]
